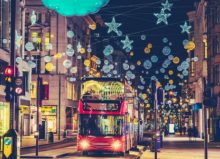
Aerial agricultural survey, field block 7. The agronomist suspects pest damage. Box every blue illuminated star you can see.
[161,0,173,11]
[105,17,122,35]
[121,36,134,50]
[180,21,191,34]
[154,9,171,25]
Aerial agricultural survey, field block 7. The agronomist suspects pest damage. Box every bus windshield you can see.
[79,115,123,136]
[81,80,124,100]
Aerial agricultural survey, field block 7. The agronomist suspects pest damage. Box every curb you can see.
[20,156,54,159]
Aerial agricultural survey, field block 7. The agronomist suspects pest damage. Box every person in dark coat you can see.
[183,126,186,135]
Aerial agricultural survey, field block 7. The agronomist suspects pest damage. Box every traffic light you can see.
[14,77,25,96]
[4,66,14,101]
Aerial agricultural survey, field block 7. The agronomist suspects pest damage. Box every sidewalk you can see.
[140,134,220,159]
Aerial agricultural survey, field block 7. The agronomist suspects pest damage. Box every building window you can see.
[67,82,73,100]
[214,65,220,85]
[203,38,208,59]
[31,55,41,74]
[31,81,37,98]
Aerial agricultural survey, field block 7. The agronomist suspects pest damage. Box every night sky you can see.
[90,0,197,93]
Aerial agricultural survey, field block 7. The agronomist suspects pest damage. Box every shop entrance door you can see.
[39,120,47,140]
[23,115,30,136]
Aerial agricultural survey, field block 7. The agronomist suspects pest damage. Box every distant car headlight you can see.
[80,140,89,150]
[112,140,121,150]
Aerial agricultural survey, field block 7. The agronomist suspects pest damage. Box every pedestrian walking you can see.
[179,126,183,136]
[183,126,186,135]
[187,127,192,142]
[193,126,198,141]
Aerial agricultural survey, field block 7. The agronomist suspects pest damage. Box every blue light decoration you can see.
[155,70,159,74]
[123,63,130,70]
[16,57,22,64]
[182,39,189,46]
[180,21,191,34]
[63,59,72,69]
[182,70,189,76]
[194,56,199,62]
[162,46,171,55]
[41,0,109,16]
[66,48,75,56]
[143,60,152,69]
[77,42,82,52]
[103,65,111,73]
[44,56,51,62]
[151,55,158,63]
[25,42,35,51]
[30,10,37,25]
[160,68,165,73]
[162,37,168,43]
[130,65,135,70]
[67,31,74,38]
[151,76,157,81]
[161,0,173,11]
[154,9,171,25]
[103,45,114,56]
[168,55,174,60]
[105,17,122,35]
[121,35,134,51]
[141,35,146,40]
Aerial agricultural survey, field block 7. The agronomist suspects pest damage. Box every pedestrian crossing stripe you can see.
[3,137,13,158]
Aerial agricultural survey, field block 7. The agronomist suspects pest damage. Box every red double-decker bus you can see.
[77,78,138,155]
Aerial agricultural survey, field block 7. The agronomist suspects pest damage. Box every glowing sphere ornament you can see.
[84,59,90,67]
[67,31,74,38]
[16,57,23,64]
[144,47,151,54]
[168,70,174,75]
[173,57,180,64]
[66,48,75,56]
[163,37,168,43]
[41,0,109,16]
[70,67,78,74]
[151,55,158,63]
[44,56,51,62]
[79,48,86,54]
[137,61,142,66]
[162,46,171,55]
[25,42,35,51]
[184,41,196,51]
[54,53,63,59]
[103,45,114,56]
[143,60,152,70]
[63,59,72,68]
[141,35,146,40]
[147,43,153,49]
[45,62,54,72]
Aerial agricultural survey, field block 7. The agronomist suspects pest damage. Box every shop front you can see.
[41,106,57,133]
[0,102,10,151]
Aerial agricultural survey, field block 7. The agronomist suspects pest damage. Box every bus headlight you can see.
[112,140,121,150]
[80,140,89,150]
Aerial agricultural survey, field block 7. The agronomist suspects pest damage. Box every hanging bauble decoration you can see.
[66,48,75,56]
[151,55,158,63]
[141,35,146,40]
[144,47,151,54]
[184,41,195,51]
[103,45,114,56]
[25,42,35,51]
[54,53,63,59]
[143,60,152,70]
[67,31,74,38]
[70,67,78,74]
[45,62,54,72]
[162,37,168,43]
[63,59,72,68]
[84,59,90,67]
[147,43,153,49]
[137,61,142,66]
[44,55,51,62]
[173,57,180,64]
[80,48,86,54]
[16,57,23,64]
[162,46,171,55]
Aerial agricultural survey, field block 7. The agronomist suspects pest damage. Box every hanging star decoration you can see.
[121,35,134,51]
[154,9,171,25]
[161,0,173,11]
[180,21,191,34]
[30,10,37,25]
[15,31,22,49]
[105,17,122,35]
